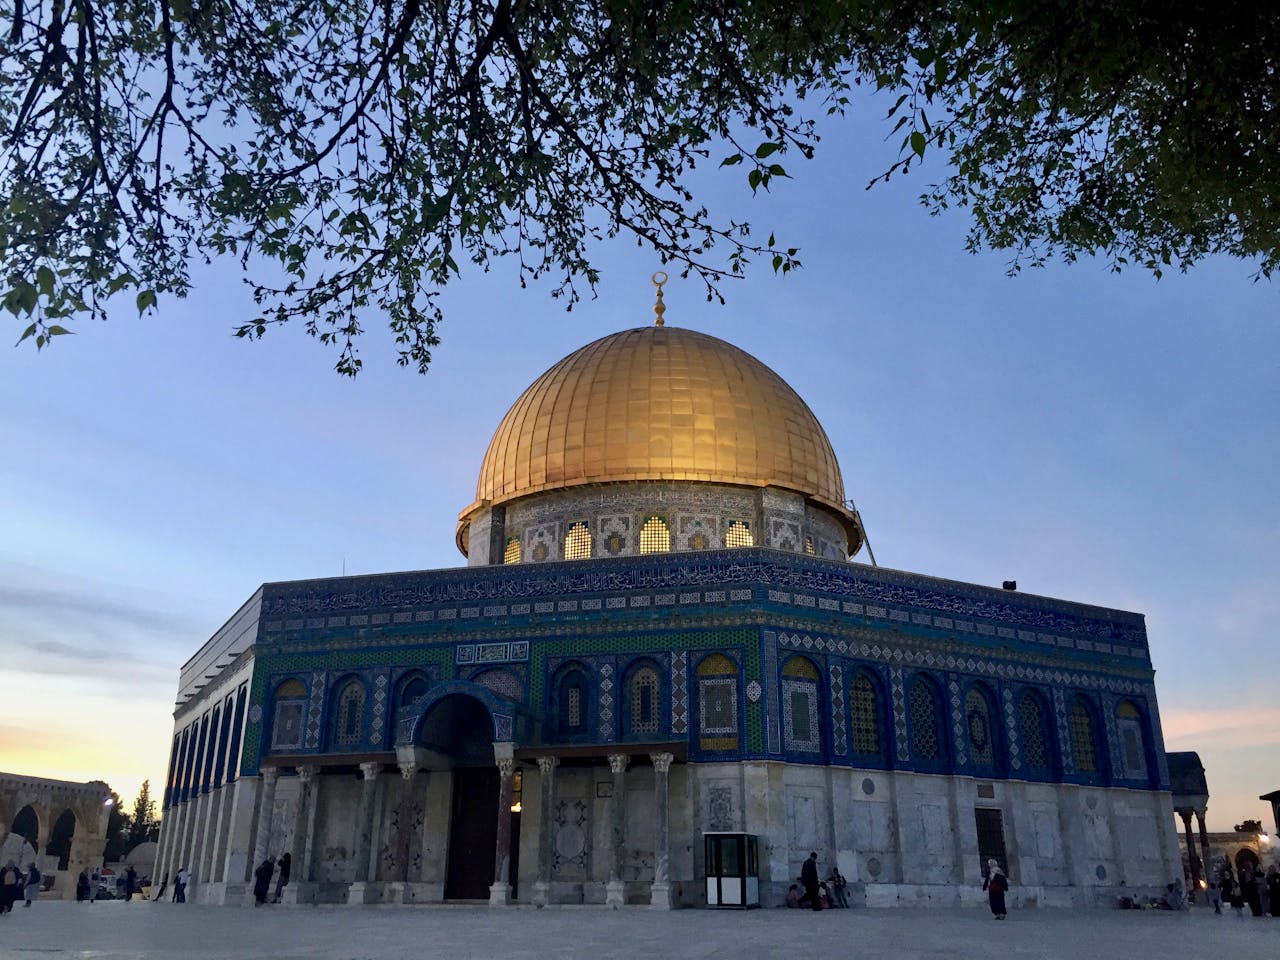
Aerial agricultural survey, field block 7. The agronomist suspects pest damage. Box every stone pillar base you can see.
[488,881,512,906]
[605,880,626,909]
[346,881,379,905]
[279,882,316,906]
[531,880,551,907]
[649,881,673,910]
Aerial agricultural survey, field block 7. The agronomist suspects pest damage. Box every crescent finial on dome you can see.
[651,271,668,326]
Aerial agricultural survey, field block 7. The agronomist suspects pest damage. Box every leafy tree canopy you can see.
[3,1,1275,373]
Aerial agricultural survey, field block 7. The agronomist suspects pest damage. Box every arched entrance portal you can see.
[416,694,507,900]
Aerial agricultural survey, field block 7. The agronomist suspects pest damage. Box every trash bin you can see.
[704,832,760,908]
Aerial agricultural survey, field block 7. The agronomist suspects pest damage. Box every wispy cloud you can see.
[1161,706,1280,749]
[0,584,201,637]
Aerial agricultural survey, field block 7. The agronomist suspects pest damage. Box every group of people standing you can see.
[0,862,41,912]
[252,852,292,906]
[1211,863,1280,917]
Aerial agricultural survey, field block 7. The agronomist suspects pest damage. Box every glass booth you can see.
[703,832,760,908]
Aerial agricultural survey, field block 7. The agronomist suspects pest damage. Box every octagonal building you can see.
[155,300,1181,909]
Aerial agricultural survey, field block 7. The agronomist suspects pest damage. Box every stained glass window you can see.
[726,520,753,547]
[1018,692,1049,771]
[334,680,365,747]
[503,537,521,564]
[564,521,591,559]
[640,515,671,553]
[629,666,660,734]
[909,678,941,761]
[966,688,994,767]
[558,668,588,736]
[849,673,880,755]
[1070,698,1097,773]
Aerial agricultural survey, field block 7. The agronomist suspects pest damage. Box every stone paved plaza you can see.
[0,902,1276,960]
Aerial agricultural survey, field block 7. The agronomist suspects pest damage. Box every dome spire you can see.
[651,271,668,326]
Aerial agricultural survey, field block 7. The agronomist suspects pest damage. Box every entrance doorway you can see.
[445,767,498,900]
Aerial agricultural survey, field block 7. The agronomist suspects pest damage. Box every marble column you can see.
[347,762,382,904]
[531,756,558,907]
[281,765,319,905]
[489,747,515,906]
[606,753,629,908]
[649,752,674,909]
[1196,808,1212,884]
[1179,809,1200,896]
[251,768,280,868]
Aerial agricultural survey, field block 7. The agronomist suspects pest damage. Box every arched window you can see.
[332,678,366,748]
[725,520,753,548]
[398,675,430,710]
[965,687,996,769]
[503,537,522,564]
[1070,696,1099,774]
[556,666,590,737]
[627,664,662,735]
[804,534,816,555]
[1116,700,1149,781]
[271,678,307,751]
[639,515,670,554]
[1018,691,1052,774]
[782,656,822,755]
[908,676,943,764]
[696,654,739,752]
[849,672,882,759]
[564,520,591,560]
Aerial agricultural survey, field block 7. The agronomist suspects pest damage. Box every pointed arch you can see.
[622,658,665,737]
[46,808,76,871]
[1069,694,1105,780]
[270,677,308,751]
[964,682,999,772]
[1018,689,1055,776]
[696,653,740,753]
[782,655,823,757]
[552,661,592,738]
[908,674,947,770]
[848,668,886,762]
[1116,699,1152,783]
[330,675,366,749]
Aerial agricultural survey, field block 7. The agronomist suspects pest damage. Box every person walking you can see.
[152,872,168,902]
[173,866,189,903]
[273,852,291,903]
[89,866,100,904]
[253,858,275,906]
[828,867,849,908]
[797,852,822,911]
[76,870,90,902]
[23,863,41,907]
[123,865,137,903]
[983,859,1009,919]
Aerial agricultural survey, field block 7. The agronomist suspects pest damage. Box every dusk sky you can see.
[1,106,1276,834]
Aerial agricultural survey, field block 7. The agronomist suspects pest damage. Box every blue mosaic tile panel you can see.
[891,667,908,763]
[829,664,846,755]
[671,651,688,734]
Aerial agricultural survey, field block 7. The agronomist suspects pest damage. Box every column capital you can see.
[262,767,280,785]
[608,753,629,775]
[297,764,319,784]
[537,755,559,775]
[359,761,382,781]
[398,761,418,782]
[650,752,674,774]
[497,756,515,777]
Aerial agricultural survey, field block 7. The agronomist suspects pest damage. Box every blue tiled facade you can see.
[157,547,1168,811]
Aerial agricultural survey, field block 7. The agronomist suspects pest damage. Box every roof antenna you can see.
[652,271,668,326]
[846,500,878,567]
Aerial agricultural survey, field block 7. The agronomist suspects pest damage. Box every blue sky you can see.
[1,107,1276,832]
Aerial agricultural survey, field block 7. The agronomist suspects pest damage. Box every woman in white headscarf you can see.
[982,859,1008,919]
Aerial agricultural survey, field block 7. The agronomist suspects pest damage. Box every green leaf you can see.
[46,325,73,337]
[911,131,927,158]
[754,142,782,159]
[36,266,55,297]
[15,322,37,345]
[136,289,157,314]
[720,154,744,167]
[748,169,763,192]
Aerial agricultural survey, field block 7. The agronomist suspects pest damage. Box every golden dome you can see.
[459,325,860,552]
